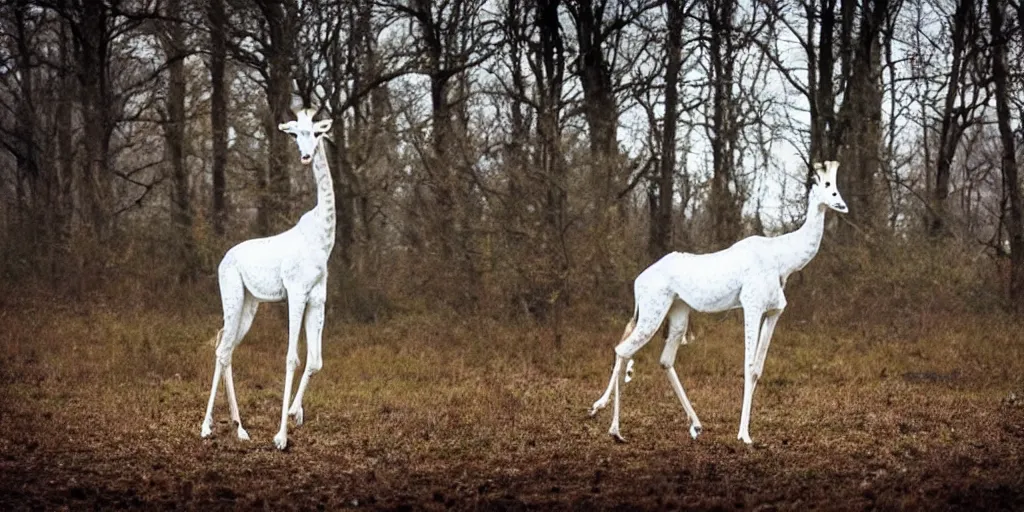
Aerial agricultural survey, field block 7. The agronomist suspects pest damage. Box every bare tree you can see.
[755,0,841,174]
[648,0,688,259]
[704,0,745,247]
[535,0,572,329]
[1,1,41,247]
[208,0,228,236]
[157,0,198,280]
[320,0,407,271]
[224,0,299,235]
[487,0,573,327]
[986,0,1024,311]
[387,0,496,308]
[834,0,898,234]
[928,0,986,237]
[565,0,658,210]
[27,0,171,240]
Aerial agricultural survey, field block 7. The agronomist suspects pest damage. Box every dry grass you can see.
[1,284,1023,510]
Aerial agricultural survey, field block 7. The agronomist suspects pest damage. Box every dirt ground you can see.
[1,300,1023,510]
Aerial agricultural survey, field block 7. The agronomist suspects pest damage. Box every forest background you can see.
[4,1,1024,508]
[2,0,1024,329]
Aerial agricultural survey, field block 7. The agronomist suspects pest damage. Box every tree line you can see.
[1,0,1023,320]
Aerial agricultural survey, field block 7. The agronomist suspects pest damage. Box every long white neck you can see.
[775,193,826,279]
[309,138,336,252]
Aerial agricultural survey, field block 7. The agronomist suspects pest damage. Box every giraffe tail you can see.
[206,328,224,348]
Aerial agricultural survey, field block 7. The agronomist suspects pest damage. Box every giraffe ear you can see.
[810,162,823,184]
[812,161,833,185]
[278,121,297,133]
[825,160,840,177]
[313,119,333,134]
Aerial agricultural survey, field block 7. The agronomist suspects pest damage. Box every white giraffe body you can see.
[637,208,824,316]
[590,161,847,445]
[223,207,333,303]
[200,108,335,451]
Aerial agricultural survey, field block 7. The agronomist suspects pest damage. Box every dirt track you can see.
[1,305,1023,510]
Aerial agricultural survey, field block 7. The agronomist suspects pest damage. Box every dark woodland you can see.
[1,0,1023,509]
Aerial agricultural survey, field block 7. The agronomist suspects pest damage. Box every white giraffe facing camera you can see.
[200,106,336,451]
[590,161,848,445]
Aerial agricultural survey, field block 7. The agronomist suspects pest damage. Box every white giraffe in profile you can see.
[200,106,336,450]
[590,161,848,444]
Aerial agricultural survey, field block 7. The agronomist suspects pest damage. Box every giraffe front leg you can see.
[737,307,764,444]
[274,296,306,451]
[752,310,782,395]
[289,288,325,426]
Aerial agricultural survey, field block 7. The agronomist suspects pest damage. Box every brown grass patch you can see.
[2,293,1023,510]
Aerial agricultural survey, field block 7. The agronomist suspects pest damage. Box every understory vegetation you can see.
[1,241,1023,509]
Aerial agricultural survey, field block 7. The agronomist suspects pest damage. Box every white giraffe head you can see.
[278,108,333,165]
[810,160,848,213]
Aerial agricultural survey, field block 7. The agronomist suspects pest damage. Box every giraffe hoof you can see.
[200,420,213,438]
[273,432,288,451]
[290,406,304,426]
[689,425,702,439]
[236,425,250,441]
[610,432,627,443]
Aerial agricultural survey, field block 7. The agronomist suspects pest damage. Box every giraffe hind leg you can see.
[606,288,674,442]
[289,290,325,426]
[201,266,245,438]
[661,300,702,439]
[223,294,258,441]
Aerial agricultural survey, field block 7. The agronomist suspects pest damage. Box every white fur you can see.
[201,108,336,450]
[590,161,847,444]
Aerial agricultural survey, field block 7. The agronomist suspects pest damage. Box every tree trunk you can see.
[649,0,684,260]
[328,0,378,270]
[164,0,196,281]
[537,0,566,247]
[538,0,568,336]
[808,0,838,170]
[835,0,889,236]
[52,19,75,279]
[13,0,40,251]
[405,0,482,310]
[410,0,454,264]
[707,0,742,248]
[258,0,297,236]
[987,0,1024,313]
[208,0,228,236]
[567,0,621,216]
[329,99,355,269]
[76,1,114,240]
[930,0,976,238]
